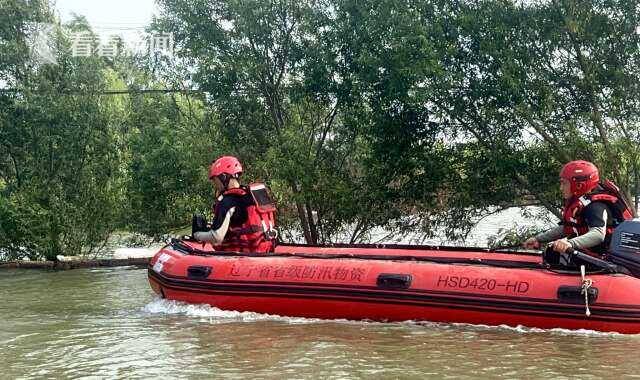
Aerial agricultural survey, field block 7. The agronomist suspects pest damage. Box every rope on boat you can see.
[580,265,593,317]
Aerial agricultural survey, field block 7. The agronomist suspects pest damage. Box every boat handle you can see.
[557,285,598,304]
[377,273,412,289]
[187,265,212,279]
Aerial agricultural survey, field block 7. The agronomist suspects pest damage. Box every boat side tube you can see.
[168,239,544,271]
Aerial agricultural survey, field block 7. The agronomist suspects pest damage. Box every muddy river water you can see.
[2,266,639,379]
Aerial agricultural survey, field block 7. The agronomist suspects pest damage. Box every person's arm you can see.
[567,226,606,249]
[534,225,565,244]
[523,225,565,249]
[194,207,235,244]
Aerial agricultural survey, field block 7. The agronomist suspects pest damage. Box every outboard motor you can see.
[609,219,640,277]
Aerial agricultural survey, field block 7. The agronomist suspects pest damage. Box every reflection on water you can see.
[1,268,638,379]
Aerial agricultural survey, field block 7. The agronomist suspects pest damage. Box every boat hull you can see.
[148,240,640,333]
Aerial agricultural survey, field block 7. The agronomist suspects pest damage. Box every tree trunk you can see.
[305,201,319,244]
[294,201,313,244]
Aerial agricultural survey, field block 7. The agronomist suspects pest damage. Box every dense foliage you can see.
[1,0,639,259]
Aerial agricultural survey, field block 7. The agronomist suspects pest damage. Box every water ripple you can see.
[3,268,640,379]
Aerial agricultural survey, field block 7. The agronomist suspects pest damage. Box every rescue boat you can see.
[148,221,640,334]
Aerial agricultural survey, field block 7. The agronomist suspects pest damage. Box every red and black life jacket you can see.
[562,180,634,244]
[214,183,277,253]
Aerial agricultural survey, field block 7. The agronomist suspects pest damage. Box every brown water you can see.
[1,267,639,379]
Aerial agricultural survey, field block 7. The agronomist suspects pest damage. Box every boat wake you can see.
[143,297,326,324]
[440,322,632,338]
[143,297,636,337]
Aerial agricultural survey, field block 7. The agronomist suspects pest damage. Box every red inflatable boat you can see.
[148,222,640,334]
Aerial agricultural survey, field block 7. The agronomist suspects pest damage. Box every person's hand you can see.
[522,237,540,249]
[551,238,572,254]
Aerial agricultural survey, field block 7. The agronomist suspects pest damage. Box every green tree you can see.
[335,0,640,240]
[121,61,220,237]
[1,4,127,259]
[0,0,51,84]
[427,0,640,213]
[156,0,396,243]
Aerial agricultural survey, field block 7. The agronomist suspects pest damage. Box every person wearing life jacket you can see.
[192,155,277,253]
[522,160,634,258]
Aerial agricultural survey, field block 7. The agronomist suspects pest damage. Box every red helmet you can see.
[560,160,599,196]
[209,156,243,179]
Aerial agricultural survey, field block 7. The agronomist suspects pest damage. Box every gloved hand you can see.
[522,237,540,249]
[191,214,208,236]
[543,244,575,268]
[551,238,572,254]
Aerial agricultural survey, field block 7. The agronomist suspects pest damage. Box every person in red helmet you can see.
[523,160,634,259]
[192,155,277,253]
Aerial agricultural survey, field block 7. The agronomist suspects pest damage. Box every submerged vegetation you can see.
[1,0,639,260]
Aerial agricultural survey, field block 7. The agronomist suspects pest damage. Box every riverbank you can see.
[0,234,163,270]
[0,257,151,270]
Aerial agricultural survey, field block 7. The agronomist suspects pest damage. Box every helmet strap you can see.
[218,174,231,190]
[218,173,240,191]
